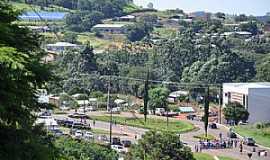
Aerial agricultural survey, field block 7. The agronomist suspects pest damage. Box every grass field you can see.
[193,134,216,141]
[194,153,215,160]
[234,125,270,148]
[194,153,237,160]
[91,115,195,134]
[77,32,125,50]
[217,156,237,160]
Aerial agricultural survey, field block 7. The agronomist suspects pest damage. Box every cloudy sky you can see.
[133,0,270,16]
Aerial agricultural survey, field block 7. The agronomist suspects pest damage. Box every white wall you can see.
[248,88,270,123]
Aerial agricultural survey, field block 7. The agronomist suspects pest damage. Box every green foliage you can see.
[0,1,55,159]
[148,87,169,112]
[59,93,79,108]
[126,130,195,160]
[224,102,249,125]
[55,137,118,160]
[256,54,270,81]
[92,116,194,133]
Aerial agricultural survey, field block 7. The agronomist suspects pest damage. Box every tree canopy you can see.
[126,130,195,160]
[0,1,55,159]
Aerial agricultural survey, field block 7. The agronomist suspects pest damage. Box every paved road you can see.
[53,111,270,160]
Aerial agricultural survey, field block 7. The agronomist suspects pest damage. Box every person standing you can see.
[93,119,96,126]
[240,143,243,154]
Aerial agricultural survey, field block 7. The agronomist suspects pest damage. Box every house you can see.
[114,99,128,108]
[168,90,189,103]
[46,42,83,53]
[92,24,127,34]
[223,83,270,123]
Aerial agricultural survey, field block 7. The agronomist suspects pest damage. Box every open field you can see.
[193,134,216,141]
[194,153,237,160]
[91,115,195,133]
[194,153,215,160]
[234,125,270,148]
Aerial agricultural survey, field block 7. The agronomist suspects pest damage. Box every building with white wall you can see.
[223,83,270,123]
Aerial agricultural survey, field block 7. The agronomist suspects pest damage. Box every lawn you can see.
[77,33,125,50]
[194,153,237,160]
[194,153,215,160]
[217,156,237,160]
[234,125,270,148]
[91,116,195,134]
[153,27,177,38]
[193,134,216,141]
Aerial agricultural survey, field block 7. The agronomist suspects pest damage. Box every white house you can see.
[46,42,83,53]
[168,90,189,103]
[223,83,270,123]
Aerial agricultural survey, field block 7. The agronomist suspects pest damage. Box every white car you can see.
[111,145,126,153]
[74,130,83,139]
[78,107,85,113]
[84,131,94,139]
[85,106,96,112]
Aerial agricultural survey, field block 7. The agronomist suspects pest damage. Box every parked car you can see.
[155,108,165,116]
[98,135,109,144]
[111,145,126,153]
[50,129,63,137]
[74,130,83,139]
[186,114,196,120]
[84,131,94,140]
[209,123,218,129]
[243,137,256,146]
[112,137,121,145]
[85,106,96,112]
[121,140,132,148]
[227,132,237,138]
[68,112,89,119]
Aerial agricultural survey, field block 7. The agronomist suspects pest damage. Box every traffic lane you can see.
[53,114,146,141]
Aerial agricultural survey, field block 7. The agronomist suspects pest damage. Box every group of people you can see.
[194,138,241,152]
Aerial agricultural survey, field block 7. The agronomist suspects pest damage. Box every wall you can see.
[248,88,270,123]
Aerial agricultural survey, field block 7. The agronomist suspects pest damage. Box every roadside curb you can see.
[216,123,270,150]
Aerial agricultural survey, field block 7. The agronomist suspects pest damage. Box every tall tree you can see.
[148,87,169,114]
[143,70,149,123]
[0,1,55,159]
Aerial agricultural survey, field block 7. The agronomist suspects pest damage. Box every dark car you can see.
[209,123,218,129]
[186,114,196,120]
[121,140,132,148]
[63,120,74,128]
[112,137,121,145]
[227,132,237,138]
[244,137,256,146]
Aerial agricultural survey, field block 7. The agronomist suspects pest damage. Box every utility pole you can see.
[143,69,149,123]
[106,50,113,145]
[219,85,222,124]
[204,86,209,137]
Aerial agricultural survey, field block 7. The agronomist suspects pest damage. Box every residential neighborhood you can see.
[1,0,270,160]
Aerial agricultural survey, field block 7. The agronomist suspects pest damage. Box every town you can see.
[1,0,270,160]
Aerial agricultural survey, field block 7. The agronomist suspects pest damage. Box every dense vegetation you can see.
[55,137,118,160]
[126,130,195,160]
[0,1,55,159]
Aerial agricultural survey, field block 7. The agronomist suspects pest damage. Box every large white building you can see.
[223,83,270,123]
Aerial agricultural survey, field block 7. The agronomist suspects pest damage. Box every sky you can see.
[133,0,270,16]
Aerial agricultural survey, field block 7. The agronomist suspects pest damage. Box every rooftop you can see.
[223,82,270,89]
[93,24,127,28]
[47,42,78,47]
